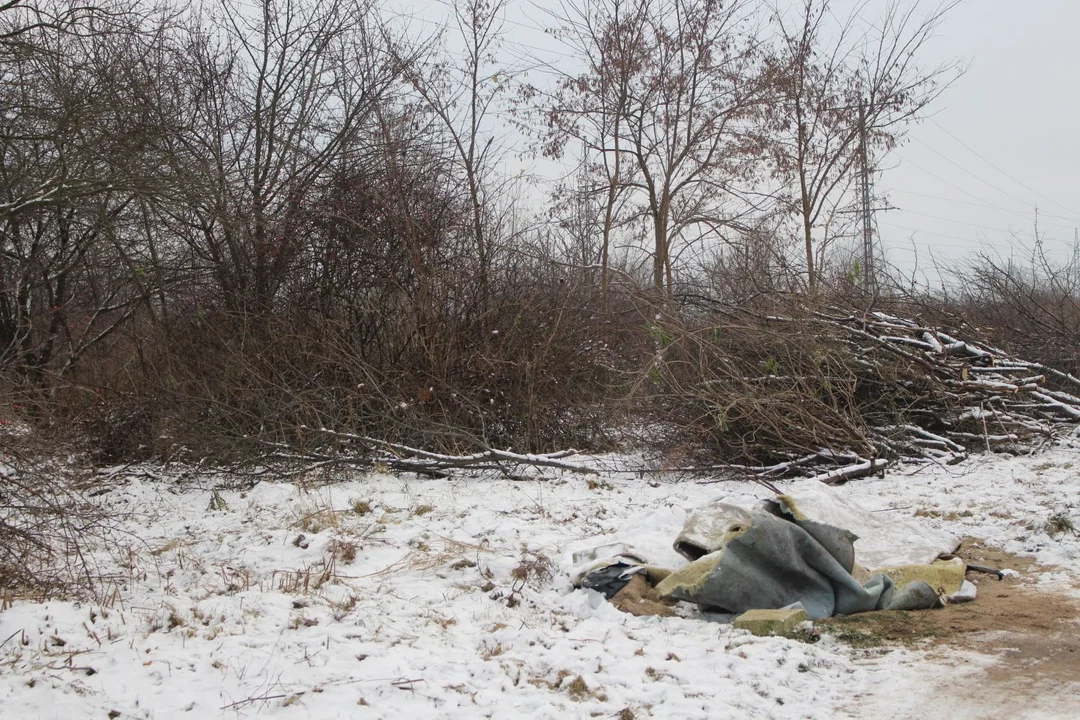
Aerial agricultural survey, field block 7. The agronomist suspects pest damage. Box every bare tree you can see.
[545,0,768,297]
[0,0,104,47]
[163,0,407,315]
[0,2,181,383]
[765,0,960,296]
[541,0,649,293]
[406,0,517,306]
[629,0,771,295]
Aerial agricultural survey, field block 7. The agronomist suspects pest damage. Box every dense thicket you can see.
[4,0,1068,472]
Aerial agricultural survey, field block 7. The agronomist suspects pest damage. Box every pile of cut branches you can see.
[636,307,1080,480]
[260,427,599,481]
[821,310,1078,461]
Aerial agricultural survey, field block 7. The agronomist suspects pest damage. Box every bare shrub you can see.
[632,309,867,465]
[946,241,1080,378]
[511,549,555,589]
[0,443,108,598]
[129,256,630,462]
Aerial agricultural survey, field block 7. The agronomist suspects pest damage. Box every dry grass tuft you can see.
[277,558,338,594]
[327,538,358,564]
[565,675,589,701]
[511,550,554,589]
[1044,512,1076,537]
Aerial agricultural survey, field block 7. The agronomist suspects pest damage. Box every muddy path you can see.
[824,539,1080,719]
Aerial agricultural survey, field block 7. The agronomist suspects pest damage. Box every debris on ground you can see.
[575,480,965,619]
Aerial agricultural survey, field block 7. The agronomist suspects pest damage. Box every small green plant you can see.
[710,403,730,432]
[847,260,862,285]
[648,323,673,349]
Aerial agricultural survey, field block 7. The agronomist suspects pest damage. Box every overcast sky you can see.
[394,0,1080,282]
[871,0,1080,281]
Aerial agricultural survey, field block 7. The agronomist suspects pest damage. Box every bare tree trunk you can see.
[798,121,816,297]
[600,126,621,294]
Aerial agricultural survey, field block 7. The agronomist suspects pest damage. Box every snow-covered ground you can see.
[1,449,1079,719]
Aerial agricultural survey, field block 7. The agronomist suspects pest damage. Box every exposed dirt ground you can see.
[822,539,1080,719]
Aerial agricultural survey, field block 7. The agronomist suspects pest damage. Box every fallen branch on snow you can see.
[280,427,600,478]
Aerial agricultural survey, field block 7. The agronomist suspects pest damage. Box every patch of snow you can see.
[0,449,1078,718]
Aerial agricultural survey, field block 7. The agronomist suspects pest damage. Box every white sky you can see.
[392,0,1080,281]
[872,0,1080,280]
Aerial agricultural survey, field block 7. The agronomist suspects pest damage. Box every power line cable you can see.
[880,220,1077,253]
[878,221,997,246]
[929,117,1080,218]
[894,151,1012,209]
[911,137,1037,209]
[889,187,1080,226]
[893,150,1080,234]
[900,208,1036,235]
